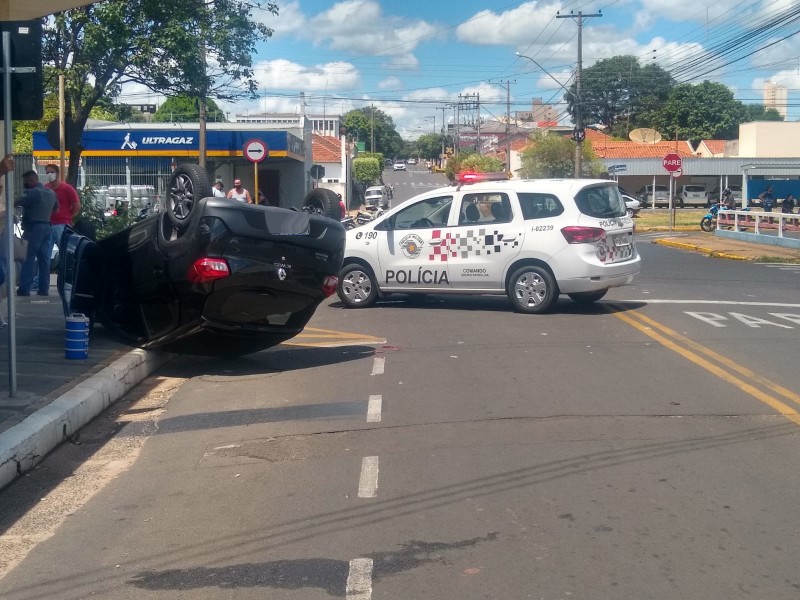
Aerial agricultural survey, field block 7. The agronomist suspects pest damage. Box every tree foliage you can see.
[342,107,403,158]
[352,156,381,185]
[566,55,675,135]
[444,152,504,181]
[154,95,227,123]
[651,81,746,143]
[42,0,276,185]
[519,132,604,178]
[743,104,784,122]
[415,133,453,160]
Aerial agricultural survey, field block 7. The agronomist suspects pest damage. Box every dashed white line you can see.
[367,395,382,422]
[346,557,374,599]
[357,456,379,498]
[371,355,385,376]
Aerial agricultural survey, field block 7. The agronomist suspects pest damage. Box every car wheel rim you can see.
[514,271,546,307]
[170,174,194,221]
[342,270,372,304]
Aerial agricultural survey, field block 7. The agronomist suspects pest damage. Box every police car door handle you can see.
[429,239,442,246]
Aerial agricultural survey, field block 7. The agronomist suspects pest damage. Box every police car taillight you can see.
[561,226,606,244]
[455,171,511,184]
[187,257,231,283]
[321,275,338,297]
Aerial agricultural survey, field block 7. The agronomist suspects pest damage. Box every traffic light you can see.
[0,21,43,121]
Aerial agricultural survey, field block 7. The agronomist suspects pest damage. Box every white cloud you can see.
[456,1,571,47]
[383,54,420,71]
[257,0,306,38]
[306,0,437,56]
[638,0,753,23]
[253,59,360,91]
[378,76,403,90]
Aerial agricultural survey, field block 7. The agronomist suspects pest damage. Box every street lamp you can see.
[516,51,583,178]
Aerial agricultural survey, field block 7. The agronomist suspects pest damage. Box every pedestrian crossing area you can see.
[761,263,800,275]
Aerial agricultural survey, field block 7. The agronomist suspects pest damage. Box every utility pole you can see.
[370,103,375,153]
[557,10,602,178]
[503,80,513,173]
[440,105,447,163]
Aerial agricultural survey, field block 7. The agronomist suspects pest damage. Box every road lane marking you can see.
[283,327,386,348]
[347,558,374,599]
[619,299,800,307]
[611,306,800,427]
[367,395,382,422]
[371,355,385,376]
[358,456,379,498]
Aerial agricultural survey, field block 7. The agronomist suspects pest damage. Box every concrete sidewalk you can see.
[648,228,800,262]
[0,292,170,490]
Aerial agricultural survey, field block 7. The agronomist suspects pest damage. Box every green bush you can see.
[77,183,140,240]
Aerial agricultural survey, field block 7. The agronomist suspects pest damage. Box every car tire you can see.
[338,263,378,308]
[567,290,608,305]
[302,188,342,220]
[167,164,212,230]
[506,265,558,314]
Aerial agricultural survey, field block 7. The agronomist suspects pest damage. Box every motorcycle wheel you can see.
[700,216,714,232]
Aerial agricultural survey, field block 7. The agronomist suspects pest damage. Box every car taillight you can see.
[561,226,606,244]
[187,257,230,283]
[321,275,338,297]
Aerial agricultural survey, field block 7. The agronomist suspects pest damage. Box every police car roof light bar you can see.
[455,171,511,184]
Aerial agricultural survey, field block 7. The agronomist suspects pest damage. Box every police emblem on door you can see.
[400,234,424,259]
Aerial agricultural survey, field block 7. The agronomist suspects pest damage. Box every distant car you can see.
[364,185,389,210]
[407,158,416,165]
[58,164,345,356]
[636,184,670,207]
[678,184,707,208]
[621,194,640,217]
[393,162,407,171]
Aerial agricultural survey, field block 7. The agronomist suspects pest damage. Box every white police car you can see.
[337,172,640,313]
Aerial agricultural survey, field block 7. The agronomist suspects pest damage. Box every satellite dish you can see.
[628,128,662,144]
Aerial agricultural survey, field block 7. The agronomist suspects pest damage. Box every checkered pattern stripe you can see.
[428,228,519,261]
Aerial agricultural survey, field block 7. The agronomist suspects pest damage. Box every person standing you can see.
[45,163,80,258]
[15,171,57,296]
[212,181,226,197]
[226,179,252,203]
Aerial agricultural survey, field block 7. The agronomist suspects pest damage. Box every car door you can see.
[445,191,523,290]
[375,194,454,291]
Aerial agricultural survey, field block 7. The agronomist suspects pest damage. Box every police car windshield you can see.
[574,185,626,219]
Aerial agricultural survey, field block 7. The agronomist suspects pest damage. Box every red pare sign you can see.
[662,153,682,172]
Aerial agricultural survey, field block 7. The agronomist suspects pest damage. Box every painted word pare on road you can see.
[686,312,800,328]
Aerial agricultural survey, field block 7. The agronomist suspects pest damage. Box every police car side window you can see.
[460,193,512,224]
[391,195,453,229]
[517,193,564,220]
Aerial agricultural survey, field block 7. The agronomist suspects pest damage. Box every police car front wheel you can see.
[338,264,378,308]
[507,265,558,314]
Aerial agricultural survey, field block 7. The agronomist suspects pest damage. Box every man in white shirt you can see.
[227,179,252,203]
[212,181,225,197]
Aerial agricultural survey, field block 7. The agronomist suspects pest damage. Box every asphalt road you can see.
[2,173,800,599]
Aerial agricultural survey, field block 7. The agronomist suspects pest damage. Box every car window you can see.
[388,195,453,229]
[684,186,705,192]
[517,193,564,220]
[459,193,512,224]
[574,185,626,218]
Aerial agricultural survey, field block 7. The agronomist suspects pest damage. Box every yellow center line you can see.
[610,306,800,427]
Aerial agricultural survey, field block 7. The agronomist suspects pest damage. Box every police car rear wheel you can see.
[338,264,378,308]
[567,290,607,305]
[507,265,557,314]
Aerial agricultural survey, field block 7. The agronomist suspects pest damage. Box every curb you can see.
[652,238,752,261]
[0,348,173,491]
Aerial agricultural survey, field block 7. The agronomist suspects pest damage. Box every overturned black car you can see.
[58,165,345,356]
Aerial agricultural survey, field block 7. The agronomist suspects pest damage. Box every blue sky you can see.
[124,0,800,138]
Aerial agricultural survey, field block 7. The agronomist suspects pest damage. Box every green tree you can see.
[743,104,784,122]
[444,152,504,181]
[42,0,276,185]
[154,95,226,122]
[519,131,604,178]
[651,81,745,143]
[342,107,403,158]
[415,133,451,160]
[566,55,675,134]
[352,156,381,186]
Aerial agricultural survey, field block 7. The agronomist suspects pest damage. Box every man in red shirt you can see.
[45,164,80,251]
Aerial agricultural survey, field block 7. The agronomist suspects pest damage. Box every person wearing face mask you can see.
[227,179,252,203]
[14,171,57,296]
[45,164,81,253]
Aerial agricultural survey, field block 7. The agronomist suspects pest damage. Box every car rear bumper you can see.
[556,255,641,293]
